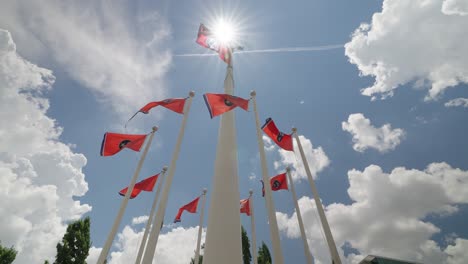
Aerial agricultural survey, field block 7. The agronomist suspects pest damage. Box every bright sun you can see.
[213,19,237,45]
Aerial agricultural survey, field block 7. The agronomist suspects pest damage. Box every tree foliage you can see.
[190,255,203,264]
[241,226,252,264]
[257,242,272,264]
[0,242,17,264]
[54,216,91,264]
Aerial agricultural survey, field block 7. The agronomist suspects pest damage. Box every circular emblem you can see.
[224,98,234,106]
[272,180,281,190]
[163,99,172,104]
[277,132,284,142]
[119,139,131,149]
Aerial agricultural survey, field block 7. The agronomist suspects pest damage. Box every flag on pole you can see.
[127,98,187,124]
[203,93,249,118]
[174,196,201,223]
[100,132,147,156]
[261,173,289,197]
[196,23,231,64]
[262,118,293,151]
[240,198,251,216]
[119,174,160,199]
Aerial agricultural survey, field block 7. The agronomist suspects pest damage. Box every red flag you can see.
[262,118,293,151]
[270,173,288,192]
[174,196,200,223]
[196,24,231,64]
[240,198,251,216]
[100,132,147,156]
[127,98,186,124]
[119,174,159,199]
[203,93,249,118]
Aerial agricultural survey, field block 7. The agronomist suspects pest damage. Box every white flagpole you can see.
[97,126,158,264]
[249,190,258,264]
[203,54,243,264]
[292,128,341,264]
[142,91,195,264]
[194,189,207,264]
[286,166,314,264]
[250,90,285,264]
[134,166,167,264]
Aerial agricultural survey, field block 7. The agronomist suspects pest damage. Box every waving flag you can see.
[240,198,251,216]
[270,173,288,192]
[196,23,231,64]
[119,174,159,199]
[262,118,293,151]
[100,132,147,156]
[127,98,186,124]
[174,196,200,223]
[203,93,249,118]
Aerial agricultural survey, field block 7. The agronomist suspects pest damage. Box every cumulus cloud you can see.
[264,134,330,181]
[0,0,171,116]
[345,0,468,101]
[342,113,405,153]
[87,226,205,264]
[442,0,468,16]
[0,29,90,263]
[445,98,468,108]
[132,215,150,225]
[277,162,468,264]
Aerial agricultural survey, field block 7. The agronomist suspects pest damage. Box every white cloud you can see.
[445,98,468,108]
[0,29,90,263]
[442,0,468,16]
[345,0,468,101]
[249,172,257,181]
[87,226,205,264]
[132,215,149,226]
[277,162,468,264]
[0,0,171,116]
[342,113,405,153]
[271,135,330,182]
[263,135,276,152]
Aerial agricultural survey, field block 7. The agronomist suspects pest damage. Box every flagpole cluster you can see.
[97,126,158,264]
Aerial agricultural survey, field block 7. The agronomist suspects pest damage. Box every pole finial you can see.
[249,189,253,195]
[152,126,158,132]
[291,127,297,133]
[250,90,256,97]
[203,188,208,194]
[189,91,195,97]
[162,166,168,172]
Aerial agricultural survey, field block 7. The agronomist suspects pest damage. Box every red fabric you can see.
[100,132,147,156]
[119,174,159,199]
[139,98,186,114]
[203,93,249,118]
[196,23,231,64]
[261,118,293,151]
[174,196,200,223]
[270,173,288,192]
[240,198,251,216]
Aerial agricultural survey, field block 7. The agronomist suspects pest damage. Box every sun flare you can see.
[213,19,237,45]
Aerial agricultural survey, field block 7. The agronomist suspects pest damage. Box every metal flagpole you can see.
[249,190,258,264]
[134,166,167,264]
[142,91,195,264]
[286,166,314,264]
[292,128,341,264]
[97,126,158,264]
[203,53,243,264]
[250,90,285,264]
[194,189,207,264]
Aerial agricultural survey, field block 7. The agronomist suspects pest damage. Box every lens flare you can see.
[213,19,237,45]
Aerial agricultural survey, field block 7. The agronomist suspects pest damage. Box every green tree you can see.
[241,226,252,264]
[190,255,203,264]
[257,242,272,264]
[0,242,17,264]
[54,216,91,264]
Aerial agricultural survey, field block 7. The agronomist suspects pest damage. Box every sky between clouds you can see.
[1,0,468,264]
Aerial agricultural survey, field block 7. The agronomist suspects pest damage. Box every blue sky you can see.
[1,0,468,263]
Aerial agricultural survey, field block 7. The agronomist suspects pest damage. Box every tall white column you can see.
[142,92,195,264]
[250,90,284,264]
[292,128,341,264]
[194,189,207,264]
[286,166,314,264]
[134,166,167,264]
[249,190,258,264]
[203,57,243,264]
[97,126,158,264]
